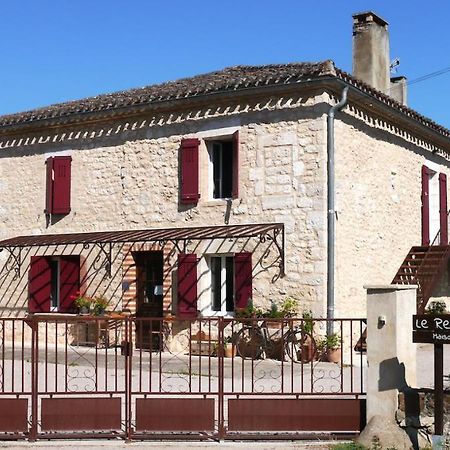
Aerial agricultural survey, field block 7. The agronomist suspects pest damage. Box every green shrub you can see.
[426,300,447,315]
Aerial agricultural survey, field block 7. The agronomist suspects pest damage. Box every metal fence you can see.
[0,316,366,440]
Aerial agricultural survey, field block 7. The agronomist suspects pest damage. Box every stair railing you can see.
[416,209,450,312]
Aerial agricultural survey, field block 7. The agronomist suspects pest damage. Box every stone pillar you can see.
[365,285,418,422]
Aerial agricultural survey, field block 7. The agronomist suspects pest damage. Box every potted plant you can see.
[92,296,109,316]
[74,294,92,315]
[223,335,237,358]
[264,297,299,328]
[426,300,447,315]
[235,300,264,320]
[300,309,316,362]
[265,302,285,329]
[318,333,341,363]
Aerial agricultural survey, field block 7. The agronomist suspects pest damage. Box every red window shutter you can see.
[440,173,448,245]
[45,157,54,214]
[180,139,200,204]
[177,253,198,318]
[28,256,51,313]
[422,165,430,246]
[59,256,80,313]
[234,252,252,310]
[52,156,72,214]
[232,131,239,199]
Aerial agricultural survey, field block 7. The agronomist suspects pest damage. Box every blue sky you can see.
[1,1,449,127]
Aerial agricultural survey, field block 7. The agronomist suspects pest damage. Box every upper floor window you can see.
[422,165,448,246]
[45,156,72,215]
[208,141,234,199]
[179,131,239,205]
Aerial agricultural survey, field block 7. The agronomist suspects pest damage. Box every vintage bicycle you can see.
[234,319,317,363]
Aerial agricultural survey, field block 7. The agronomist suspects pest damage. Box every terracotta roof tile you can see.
[0,60,449,140]
[0,61,336,128]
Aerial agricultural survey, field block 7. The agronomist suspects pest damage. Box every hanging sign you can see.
[412,315,450,344]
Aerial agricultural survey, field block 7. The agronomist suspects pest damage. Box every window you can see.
[29,255,80,313]
[45,156,72,215]
[207,131,239,199]
[210,256,234,313]
[179,131,239,204]
[422,165,448,245]
[209,142,234,199]
[50,259,60,311]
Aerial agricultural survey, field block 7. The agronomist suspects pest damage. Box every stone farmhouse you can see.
[0,11,448,330]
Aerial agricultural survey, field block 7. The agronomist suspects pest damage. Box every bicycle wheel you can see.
[235,326,265,360]
[285,330,317,363]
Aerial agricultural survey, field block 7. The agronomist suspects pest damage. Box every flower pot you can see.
[301,336,316,363]
[79,306,90,315]
[326,347,341,363]
[224,343,237,358]
[266,321,285,330]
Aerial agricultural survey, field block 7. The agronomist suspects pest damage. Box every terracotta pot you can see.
[301,336,316,363]
[326,347,342,363]
[266,320,287,330]
[224,343,236,358]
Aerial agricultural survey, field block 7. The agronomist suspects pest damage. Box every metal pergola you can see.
[0,223,285,279]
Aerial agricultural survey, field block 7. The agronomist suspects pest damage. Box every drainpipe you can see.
[326,86,349,336]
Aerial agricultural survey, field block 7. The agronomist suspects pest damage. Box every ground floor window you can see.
[210,256,234,313]
[28,255,80,313]
[178,251,252,318]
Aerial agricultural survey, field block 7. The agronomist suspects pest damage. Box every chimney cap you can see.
[391,76,407,83]
[353,11,388,27]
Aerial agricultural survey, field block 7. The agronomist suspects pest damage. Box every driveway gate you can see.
[0,316,366,441]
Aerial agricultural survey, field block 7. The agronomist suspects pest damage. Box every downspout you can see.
[326,86,349,336]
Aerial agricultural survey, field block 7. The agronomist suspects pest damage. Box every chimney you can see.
[352,11,390,93]
[390,76,408,105]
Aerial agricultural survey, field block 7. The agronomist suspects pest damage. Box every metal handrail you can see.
[416,209,450,312]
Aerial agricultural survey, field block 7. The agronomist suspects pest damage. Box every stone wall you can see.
[0,87,449,319]
[0,92,329,317]
[335,110,450,317]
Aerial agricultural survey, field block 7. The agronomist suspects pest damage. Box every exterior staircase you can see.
[392,245,450,313]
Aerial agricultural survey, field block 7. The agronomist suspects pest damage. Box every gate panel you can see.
[35,317,127,438]
[41,398,121,431]
[130,318,221,439]
[228,398,365,432]
[0,399,28,432]
[136,398,215,431]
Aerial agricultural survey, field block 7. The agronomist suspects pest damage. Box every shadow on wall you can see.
[379,357,422,450]
[0,243,125,318]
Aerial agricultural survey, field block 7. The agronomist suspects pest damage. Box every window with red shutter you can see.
[28,255,80,313]
[45,156,72,215]
[59,256,80,313]
[234,252,252,310]
[422,165,430,246]
[440,173,448,245]
[177,253,198,318]
[29,256,52,313]
[180,139,200,204]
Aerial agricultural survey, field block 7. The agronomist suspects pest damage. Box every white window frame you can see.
[201,255,235,317]
[49,258,60,312]
[207,140,233,200]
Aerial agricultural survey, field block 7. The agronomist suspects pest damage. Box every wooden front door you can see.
[134,251,164,350]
